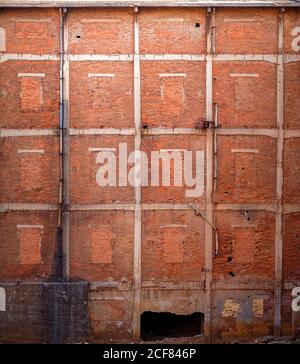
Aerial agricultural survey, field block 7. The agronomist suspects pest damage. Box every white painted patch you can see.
[292,27,300,52]
[17,149,44,154]
[0,27,6,52]
[88,73,115,78]
[0,287,6,312]
[17,225,44,229]
[18,73,45,78]
[231,148,259,153]
[252,298,264,317]
[222,299,240,318]
[159,73,187,77]
[88,147,116,152]
[230,73,259,78]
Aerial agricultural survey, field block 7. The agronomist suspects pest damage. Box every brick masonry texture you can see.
[142,210,205,282]
[0,136,59,203]
[141,61,206,128]
[213,62,277,129]
[0,211,58,281]
[70,210,134,282]
[0,6,300,343]
[0,61,59,129]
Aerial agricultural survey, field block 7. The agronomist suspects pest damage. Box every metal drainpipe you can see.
[56,8,65,280]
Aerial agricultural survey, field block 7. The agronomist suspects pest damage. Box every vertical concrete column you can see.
[274,8,285,337]
[132,7,142,341]
[62,8,70,280]
[204,7,215,341]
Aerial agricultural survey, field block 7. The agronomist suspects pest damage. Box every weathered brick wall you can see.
[0,6,300,343]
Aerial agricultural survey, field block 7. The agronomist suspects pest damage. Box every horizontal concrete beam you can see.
[1,54,300,64]
[4,203,300,212]
[0,1,298,8]
[0,203,58,212]
[3,128,300,138]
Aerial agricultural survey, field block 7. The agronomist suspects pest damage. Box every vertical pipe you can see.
[62,7,70,281]
[58,9,64,229]
[213,103,218,193]
[204,7,215,342]
[274,7,285,337]
[132,6,142,341]
[53,8,65,281]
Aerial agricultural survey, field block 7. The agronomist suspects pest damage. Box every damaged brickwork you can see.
[0,2,300,343]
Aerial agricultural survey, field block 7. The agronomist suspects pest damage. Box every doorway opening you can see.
[140,311,204,341]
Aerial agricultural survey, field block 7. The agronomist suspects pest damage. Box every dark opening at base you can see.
[140,311,204,341]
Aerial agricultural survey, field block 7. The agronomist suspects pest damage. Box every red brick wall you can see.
[70,211,134,282]
[0,6,300,343]
[0,211,58,281]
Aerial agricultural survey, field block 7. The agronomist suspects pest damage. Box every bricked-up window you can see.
[233,227,256,264]
[160,74,186,117]
[154,20,190,43]
[15,21,48,39]
[90,226,113,264]
[89,74,114,110]
[163,227,185,263]
[19,73,45,111]
[0,27,5,52]
[82,19,121,42]
[18,150,44,191]
[233,150,257,189]
[225,21,263,38]
[233,76,257,112]
[18,226,43,265]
